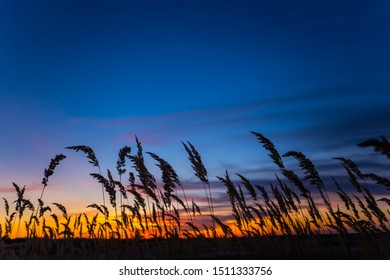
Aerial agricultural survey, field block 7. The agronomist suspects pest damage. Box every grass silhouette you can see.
[1,132,389,259]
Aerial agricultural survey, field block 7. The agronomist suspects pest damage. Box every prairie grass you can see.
[1,132,390,259]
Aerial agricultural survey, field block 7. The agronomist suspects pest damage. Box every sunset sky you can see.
[1,0,390,217]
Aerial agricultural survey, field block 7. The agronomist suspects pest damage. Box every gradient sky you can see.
[1,0,390,215]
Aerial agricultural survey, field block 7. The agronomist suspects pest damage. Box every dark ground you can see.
[1,233,390,260]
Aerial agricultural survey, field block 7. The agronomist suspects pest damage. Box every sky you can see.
[1,0,390,216]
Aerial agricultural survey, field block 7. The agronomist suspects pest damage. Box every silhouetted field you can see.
[1,132,390,259]
[1,233,390,259]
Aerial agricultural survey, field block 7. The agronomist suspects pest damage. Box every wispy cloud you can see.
[69,81,390,149]
[0,182,42,194]
[63,82,390,187]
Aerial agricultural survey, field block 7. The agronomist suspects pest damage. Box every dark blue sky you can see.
[1,0,389,210]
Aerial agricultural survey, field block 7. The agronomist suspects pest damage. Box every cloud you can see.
[65,82,390,187]
[61,82,390,188]
[101,82,390,150]
[67,103,269,154]
[0,186,17,194]
[0,182,42,195]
